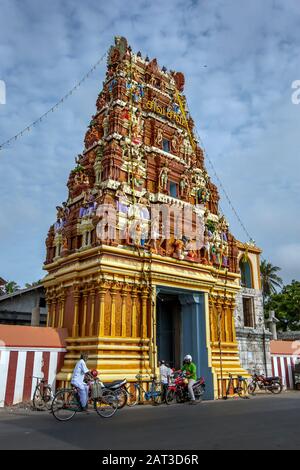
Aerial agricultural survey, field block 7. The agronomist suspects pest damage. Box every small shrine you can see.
[44,37,249,399]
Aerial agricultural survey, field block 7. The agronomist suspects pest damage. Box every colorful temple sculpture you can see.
[43,37,265,399]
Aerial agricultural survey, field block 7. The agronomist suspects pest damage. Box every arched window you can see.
[239,260,253,289]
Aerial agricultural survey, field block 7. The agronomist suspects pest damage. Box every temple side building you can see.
[43,37,265,399]
[235,244,272,376]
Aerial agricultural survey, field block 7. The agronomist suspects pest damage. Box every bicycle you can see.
[223,374,250,400]
[126,374,162,406]
[32,376,54,411]
[51,378,118,422]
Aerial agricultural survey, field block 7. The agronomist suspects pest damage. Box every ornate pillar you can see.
[89,285,96,337]
[121,285,128,337]
[110,283,118,337]
[97,283,107,337]
[131,286,138,337]
[58,290,66,328]
[51,293,57,328]
[81,287,88,337]
[141,288,149,339]
[72,287,80,338]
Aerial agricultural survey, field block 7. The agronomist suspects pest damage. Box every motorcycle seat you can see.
[103,379,126,388]
[266,376,280,381]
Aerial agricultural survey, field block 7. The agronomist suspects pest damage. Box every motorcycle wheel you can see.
[116,388,128,409]
[194,385,205,402]
[270,381,283,394]
[248,382,257,395]
[165,389,176,405]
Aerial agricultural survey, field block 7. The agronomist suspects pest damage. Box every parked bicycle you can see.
[248,374,283,395]
[126,374,162,406]
[223,374,250,400]
[51,377,118,421]
[32,376,54,410]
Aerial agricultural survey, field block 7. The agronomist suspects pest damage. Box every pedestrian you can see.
[159,360,171,401]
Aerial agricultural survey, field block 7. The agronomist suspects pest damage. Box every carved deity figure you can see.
[103,113,109,139]
[116,183,130,214]
[156,128,163,147]
[159,165,169,192]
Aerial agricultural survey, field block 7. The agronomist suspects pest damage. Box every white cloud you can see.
[0,0,299,285]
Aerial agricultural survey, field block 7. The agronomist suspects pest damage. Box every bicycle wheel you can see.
[248,381,257,395]
[94,390,118,418]
[236,379,249,399]
[151,382,162,405]
[51,389,79,421]
[43,386,54,410]
[165,389,176,405]
[126,384,139,407]
[33,386,45,410]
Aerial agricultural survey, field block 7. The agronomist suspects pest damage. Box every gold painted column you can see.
[72,287,80,338]
[131,287,138,337]
[46,293,52,327]
[81,288,88,337]
[141,288,148,339]
[97,283,107,337]
[110,283,118,337]
[121,285,128,337]
[89,286,96,337]
[51,294,57,328]
[58,290,65,328]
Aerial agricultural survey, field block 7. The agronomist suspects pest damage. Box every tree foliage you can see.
[267,281,300,331]
[260,260,283,300]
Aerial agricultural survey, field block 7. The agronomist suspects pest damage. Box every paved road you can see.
[1,393,300,450]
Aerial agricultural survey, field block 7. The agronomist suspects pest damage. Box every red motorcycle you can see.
[165,371,205,404]
[248,374,283,395]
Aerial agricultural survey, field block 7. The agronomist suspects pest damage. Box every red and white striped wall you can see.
[271,355,297,390]
[270,340,300,390]
[0,325,67,407]
[0,347,65,407]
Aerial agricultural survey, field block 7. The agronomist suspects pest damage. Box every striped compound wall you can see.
[0,325,67,407]
[270,340,300,390]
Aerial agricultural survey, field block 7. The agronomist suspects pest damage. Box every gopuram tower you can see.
[44,37,247,399]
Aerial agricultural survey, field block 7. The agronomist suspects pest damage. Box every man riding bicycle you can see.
[71,352,94,411]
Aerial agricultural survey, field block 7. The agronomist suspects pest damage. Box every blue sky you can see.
[0,0,300,286]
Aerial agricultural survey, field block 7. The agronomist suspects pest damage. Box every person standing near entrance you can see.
[182,355,197,405]
[159,360,171,401]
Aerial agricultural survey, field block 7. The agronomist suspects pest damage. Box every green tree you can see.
[1,281,20,295]
[267,281,300,331]
[25,280,42,288]
[260,260,283,303]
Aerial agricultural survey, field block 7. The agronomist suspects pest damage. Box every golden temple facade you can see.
[43,37,250,399]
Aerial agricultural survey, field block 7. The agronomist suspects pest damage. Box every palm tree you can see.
[260,260,283,305]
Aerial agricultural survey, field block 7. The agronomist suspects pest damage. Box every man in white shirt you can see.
[159,360,171,401]
[71,353,91,410]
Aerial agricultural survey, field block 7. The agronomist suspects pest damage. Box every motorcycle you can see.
[102,379,128,409]
[248,373,283,395]
[165,371,205,404]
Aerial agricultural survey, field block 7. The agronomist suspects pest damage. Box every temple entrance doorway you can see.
[156,293,181,370]
[156,287,214,399]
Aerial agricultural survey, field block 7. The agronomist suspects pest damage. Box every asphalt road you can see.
[1,393,300,450]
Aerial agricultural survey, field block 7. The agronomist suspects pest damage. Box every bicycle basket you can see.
[91,382,103,399]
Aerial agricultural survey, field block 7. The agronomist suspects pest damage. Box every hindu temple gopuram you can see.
[43,37,270,399]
